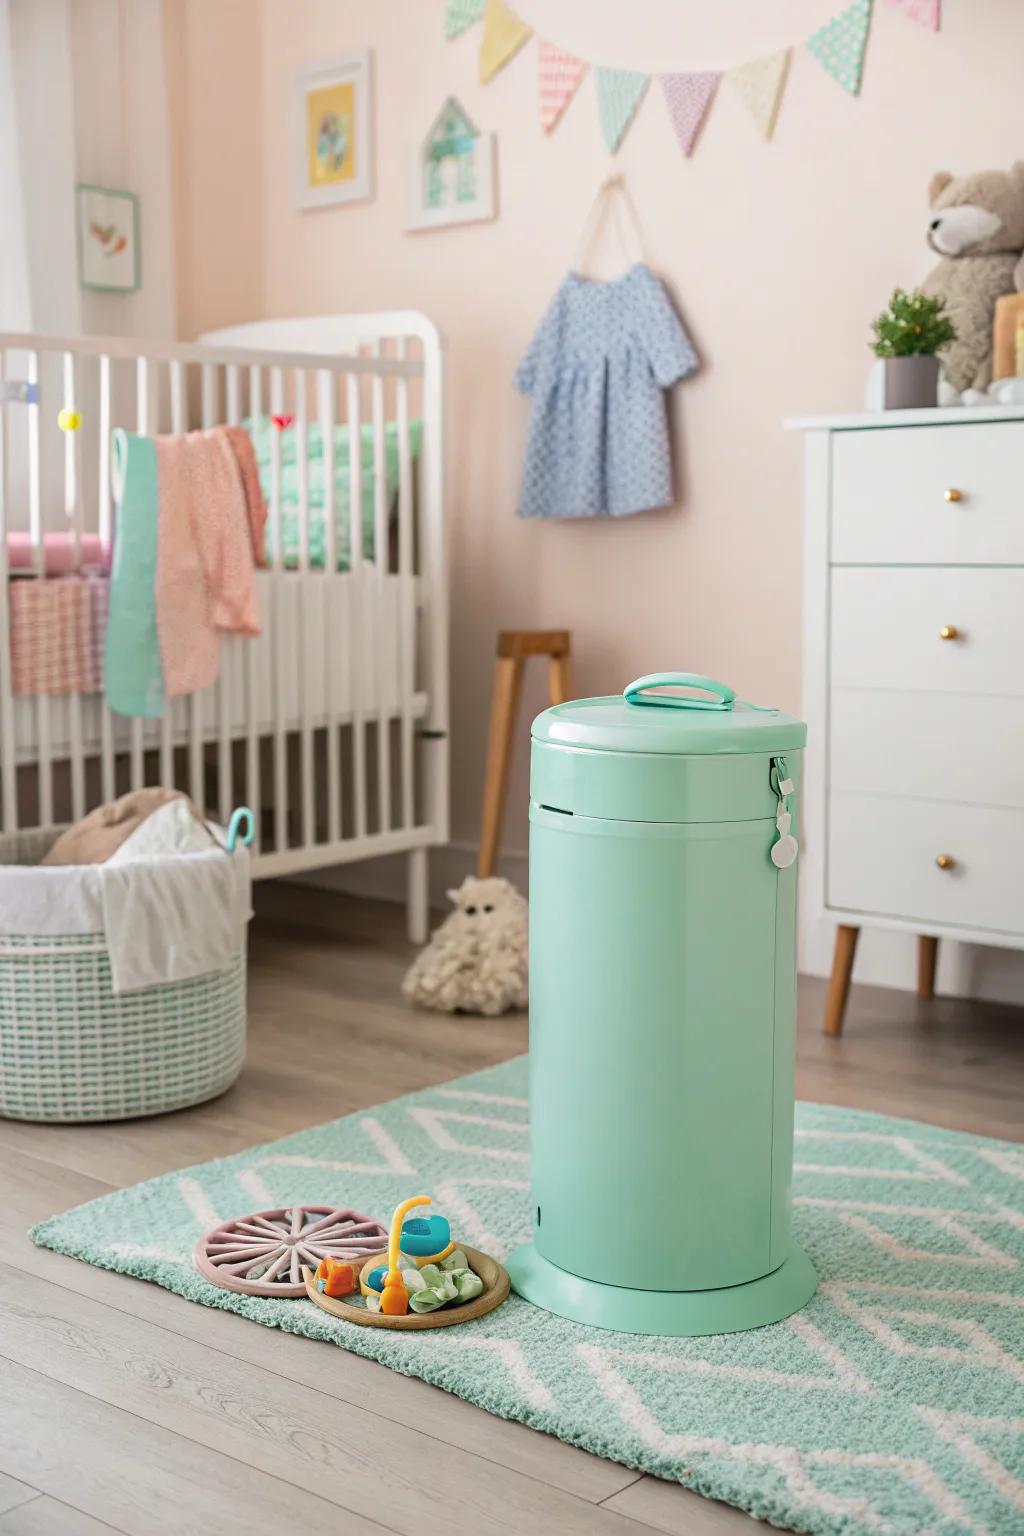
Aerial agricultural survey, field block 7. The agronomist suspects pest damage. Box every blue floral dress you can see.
[515,264,698,519]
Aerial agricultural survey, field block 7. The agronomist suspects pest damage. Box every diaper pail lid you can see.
[533,672,806,756]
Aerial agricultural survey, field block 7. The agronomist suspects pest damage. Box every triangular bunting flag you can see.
[660,72,720,157]
[884,0,939,29]
[595,68,649,154]
[538,42,586,134]
[727,49,791,139]
[480,0,532,84]
[445,0,485,40]
[806,0,874,95]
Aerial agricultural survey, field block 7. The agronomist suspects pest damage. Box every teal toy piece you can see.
[506,674,815,1337]
[225,806,255,853]
[400,1214,451,1257]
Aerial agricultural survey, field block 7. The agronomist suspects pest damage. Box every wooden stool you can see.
[477,630,571,879]
[823,926,940,1036]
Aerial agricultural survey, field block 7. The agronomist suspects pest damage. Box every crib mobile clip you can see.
[1,380,38,405]
[225,806,256,853]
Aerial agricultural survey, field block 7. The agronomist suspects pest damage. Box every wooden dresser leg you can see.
[917,934,939,1001]
[824,924,859,1037]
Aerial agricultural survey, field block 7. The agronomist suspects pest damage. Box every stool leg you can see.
[917,934,939,1001]
[477,654,524,879]
[824,924,859,1037]
[548,649,571,706]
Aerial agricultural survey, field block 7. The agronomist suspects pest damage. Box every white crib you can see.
[0,313,448,942]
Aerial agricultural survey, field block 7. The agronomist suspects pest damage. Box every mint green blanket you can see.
[104,431,164,718]
[246,416,422,571]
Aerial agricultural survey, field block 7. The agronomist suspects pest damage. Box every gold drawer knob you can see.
[944,487,963,502]
[935,853,956,871]
[939,625,960,640]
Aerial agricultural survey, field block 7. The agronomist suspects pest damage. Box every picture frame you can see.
[76,184,140,294]
[295,49,374,211]
[406,97,496,233]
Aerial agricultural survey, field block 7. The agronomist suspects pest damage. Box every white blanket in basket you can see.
[0,803,251,994]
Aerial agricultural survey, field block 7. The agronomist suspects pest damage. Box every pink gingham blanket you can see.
[8,573,109,696]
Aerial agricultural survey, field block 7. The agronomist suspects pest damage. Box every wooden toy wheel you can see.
[193,1205,388,1297]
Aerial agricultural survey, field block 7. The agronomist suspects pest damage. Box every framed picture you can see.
[76,184,140,293]
[295,50,373,210]
[406,97,496,233]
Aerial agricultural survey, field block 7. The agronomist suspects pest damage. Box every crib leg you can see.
[407,847,429,946]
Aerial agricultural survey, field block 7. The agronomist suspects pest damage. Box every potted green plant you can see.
[870,288,957,409]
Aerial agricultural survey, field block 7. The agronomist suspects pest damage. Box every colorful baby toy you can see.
[302,1193,510,1330]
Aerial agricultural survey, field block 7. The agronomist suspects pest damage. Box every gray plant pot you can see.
[882,354,940,410]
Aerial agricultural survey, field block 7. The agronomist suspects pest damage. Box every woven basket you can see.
[0,827,247,1123]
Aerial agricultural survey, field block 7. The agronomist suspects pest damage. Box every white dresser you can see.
[791,406,1024,1033]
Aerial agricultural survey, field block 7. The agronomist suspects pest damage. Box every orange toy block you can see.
[380,1273,409,1316]
[315,1258,357,1298]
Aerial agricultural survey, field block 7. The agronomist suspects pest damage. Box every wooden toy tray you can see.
[303,1245,510,1329]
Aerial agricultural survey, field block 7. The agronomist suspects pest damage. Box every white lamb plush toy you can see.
[402,876,528,1016]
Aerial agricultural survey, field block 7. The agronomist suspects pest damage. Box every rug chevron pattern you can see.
[32,1058,1023,1535]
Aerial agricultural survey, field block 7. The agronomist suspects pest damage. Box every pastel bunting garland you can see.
[538,42,587,134]
[806,0,873,95]
[479,0,532,84]
[884,0,939,28]
[728,49,791,140]
[660,72,720,157]
[595,68,649,155]
[444,0,484,41]
[445,0,931,155]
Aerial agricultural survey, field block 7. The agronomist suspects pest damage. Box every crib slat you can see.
[226,363,241,426]
[201,363,216,429]
[396,340,414,831]
[269,365,287,852]
[0,349,16,830]
[319,368,340,843]
[222,362,242,818]
[27,350,41,578]
[62,352,85,821]
[294,369,314,849]
[346,369,366,839]
[218,481,233,832]
[371,347,390,834]
[157,360,183,790]
[245,364,262,849]
[98,353,115,805]
[27,350,53,824]
[177,360,204,807]
[129,358,149,790]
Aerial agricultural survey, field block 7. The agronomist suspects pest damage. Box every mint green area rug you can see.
[32,1058,1024,1536]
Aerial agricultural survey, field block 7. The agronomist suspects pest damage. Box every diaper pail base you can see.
[505,1240,817,1338]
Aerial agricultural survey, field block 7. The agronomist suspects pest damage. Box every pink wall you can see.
[169,0,1024,859]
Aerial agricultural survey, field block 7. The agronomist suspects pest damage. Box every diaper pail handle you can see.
[624,673,736,712]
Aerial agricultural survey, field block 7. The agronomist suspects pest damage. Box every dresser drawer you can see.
[830,689,1024,809]
[828,792,1024,937]
[831,423,1024,565]
[831,567,1024,697]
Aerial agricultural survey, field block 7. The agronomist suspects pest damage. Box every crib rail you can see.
[0,320,447,937]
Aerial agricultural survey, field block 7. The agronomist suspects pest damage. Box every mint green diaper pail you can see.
[505,672,816,1336]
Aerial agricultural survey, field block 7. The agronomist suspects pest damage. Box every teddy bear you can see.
[402,875,528,1016]
[921,162,1024,394]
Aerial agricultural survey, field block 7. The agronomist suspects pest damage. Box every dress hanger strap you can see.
[572,173,648,278]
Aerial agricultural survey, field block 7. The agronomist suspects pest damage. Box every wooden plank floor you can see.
[1,884,1021,1536]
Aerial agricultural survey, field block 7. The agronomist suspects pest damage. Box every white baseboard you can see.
[293,843,1024,1005]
